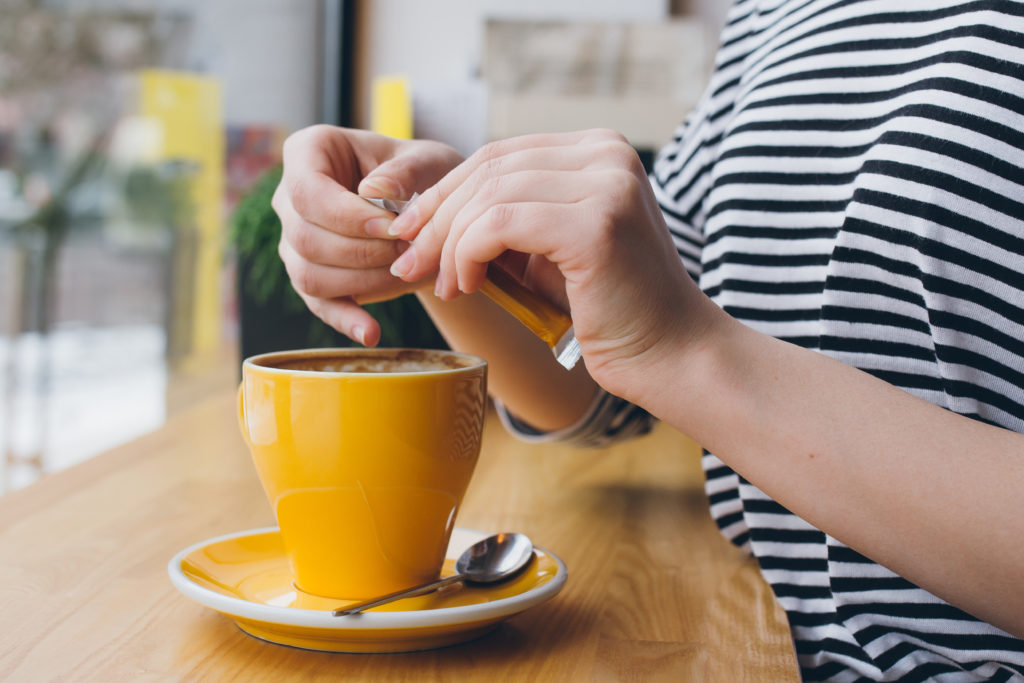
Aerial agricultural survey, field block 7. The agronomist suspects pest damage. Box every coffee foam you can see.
[257,349,477,374]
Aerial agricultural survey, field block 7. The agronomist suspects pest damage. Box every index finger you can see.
[386,130,609,241]
[277,169,399,239]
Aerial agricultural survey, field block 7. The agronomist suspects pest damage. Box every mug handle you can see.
[237,382,253,447]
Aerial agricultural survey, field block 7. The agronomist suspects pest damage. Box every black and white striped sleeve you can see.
[494,391,656,449]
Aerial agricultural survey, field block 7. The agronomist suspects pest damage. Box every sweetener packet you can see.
[363,194,581,370]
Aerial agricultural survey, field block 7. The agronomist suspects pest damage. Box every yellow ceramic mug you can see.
[237,348,487,600]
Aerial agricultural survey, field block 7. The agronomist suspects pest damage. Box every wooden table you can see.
[0,391,798,681]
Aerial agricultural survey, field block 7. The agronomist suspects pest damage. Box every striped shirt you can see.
[500,1,1024,680]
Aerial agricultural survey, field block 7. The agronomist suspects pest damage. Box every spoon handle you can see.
[332,574,464,616]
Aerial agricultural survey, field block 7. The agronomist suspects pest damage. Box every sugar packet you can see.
[363,194,581,370]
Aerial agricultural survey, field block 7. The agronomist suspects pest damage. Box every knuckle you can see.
[591,208,619,245]
[424,216,448,248]
[288,177,314,217]
[480,155,506,181]
[270,183,284,214]
[608,140,644,172]
[591,185,622,227]
[281,128,307,159]
[478,175,505,203]
[291,262,323,297]
[603,167,643,201]
[388,238,406,261]
[590,127,629,144]
[306,123,336,142]
[622,167,650,200]
[286,124,331,153]
[379,239,406,265]
[418,184,441,211]
[288,225,318,261]
[483,202,517,233]
[591,171,642,235]
[281,131,301,158]
[352,238,382,266]
[588,137,643,175]
[472,139,511,167]
[610,165,640,190]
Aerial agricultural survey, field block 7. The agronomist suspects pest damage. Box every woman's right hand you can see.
[272,125,463,346]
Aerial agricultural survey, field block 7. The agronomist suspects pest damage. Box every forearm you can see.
[636,312,1024,637]
[416,290,600,432]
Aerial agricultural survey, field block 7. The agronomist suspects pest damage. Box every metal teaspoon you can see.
[332,532,534,616]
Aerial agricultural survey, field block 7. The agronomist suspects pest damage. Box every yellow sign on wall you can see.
[371,76,413,140]
[138,69,225,359]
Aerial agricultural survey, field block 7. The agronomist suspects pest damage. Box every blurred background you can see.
[0,0,727,494]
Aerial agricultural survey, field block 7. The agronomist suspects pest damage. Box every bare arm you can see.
[633,310,1024,638]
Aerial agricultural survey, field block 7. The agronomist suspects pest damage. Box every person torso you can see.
[651,1,1024,680]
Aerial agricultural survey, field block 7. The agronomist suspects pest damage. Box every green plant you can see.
[230,164,446,350]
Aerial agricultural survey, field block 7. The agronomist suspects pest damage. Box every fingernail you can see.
[364,217,392,238]
[434,271,446,298]
[388,204,418,236]
[352,326,366,345]
[390,245,415,279]
[360,176,401,198]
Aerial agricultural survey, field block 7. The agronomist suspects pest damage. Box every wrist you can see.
[612,296,742,435]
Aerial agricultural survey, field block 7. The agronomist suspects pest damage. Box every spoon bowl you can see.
[333,532,534,616]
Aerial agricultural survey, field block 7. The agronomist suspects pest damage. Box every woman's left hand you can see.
[386,129,721,400]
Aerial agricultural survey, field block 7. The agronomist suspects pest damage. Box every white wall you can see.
[176,0,320,132]
[356,0,484,107]
[71,0,321,132]
[355,0,730,148]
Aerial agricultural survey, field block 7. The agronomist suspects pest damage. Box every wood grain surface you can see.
[0,391,798,681]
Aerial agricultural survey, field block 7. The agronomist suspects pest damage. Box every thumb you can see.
[358,140,463,201]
